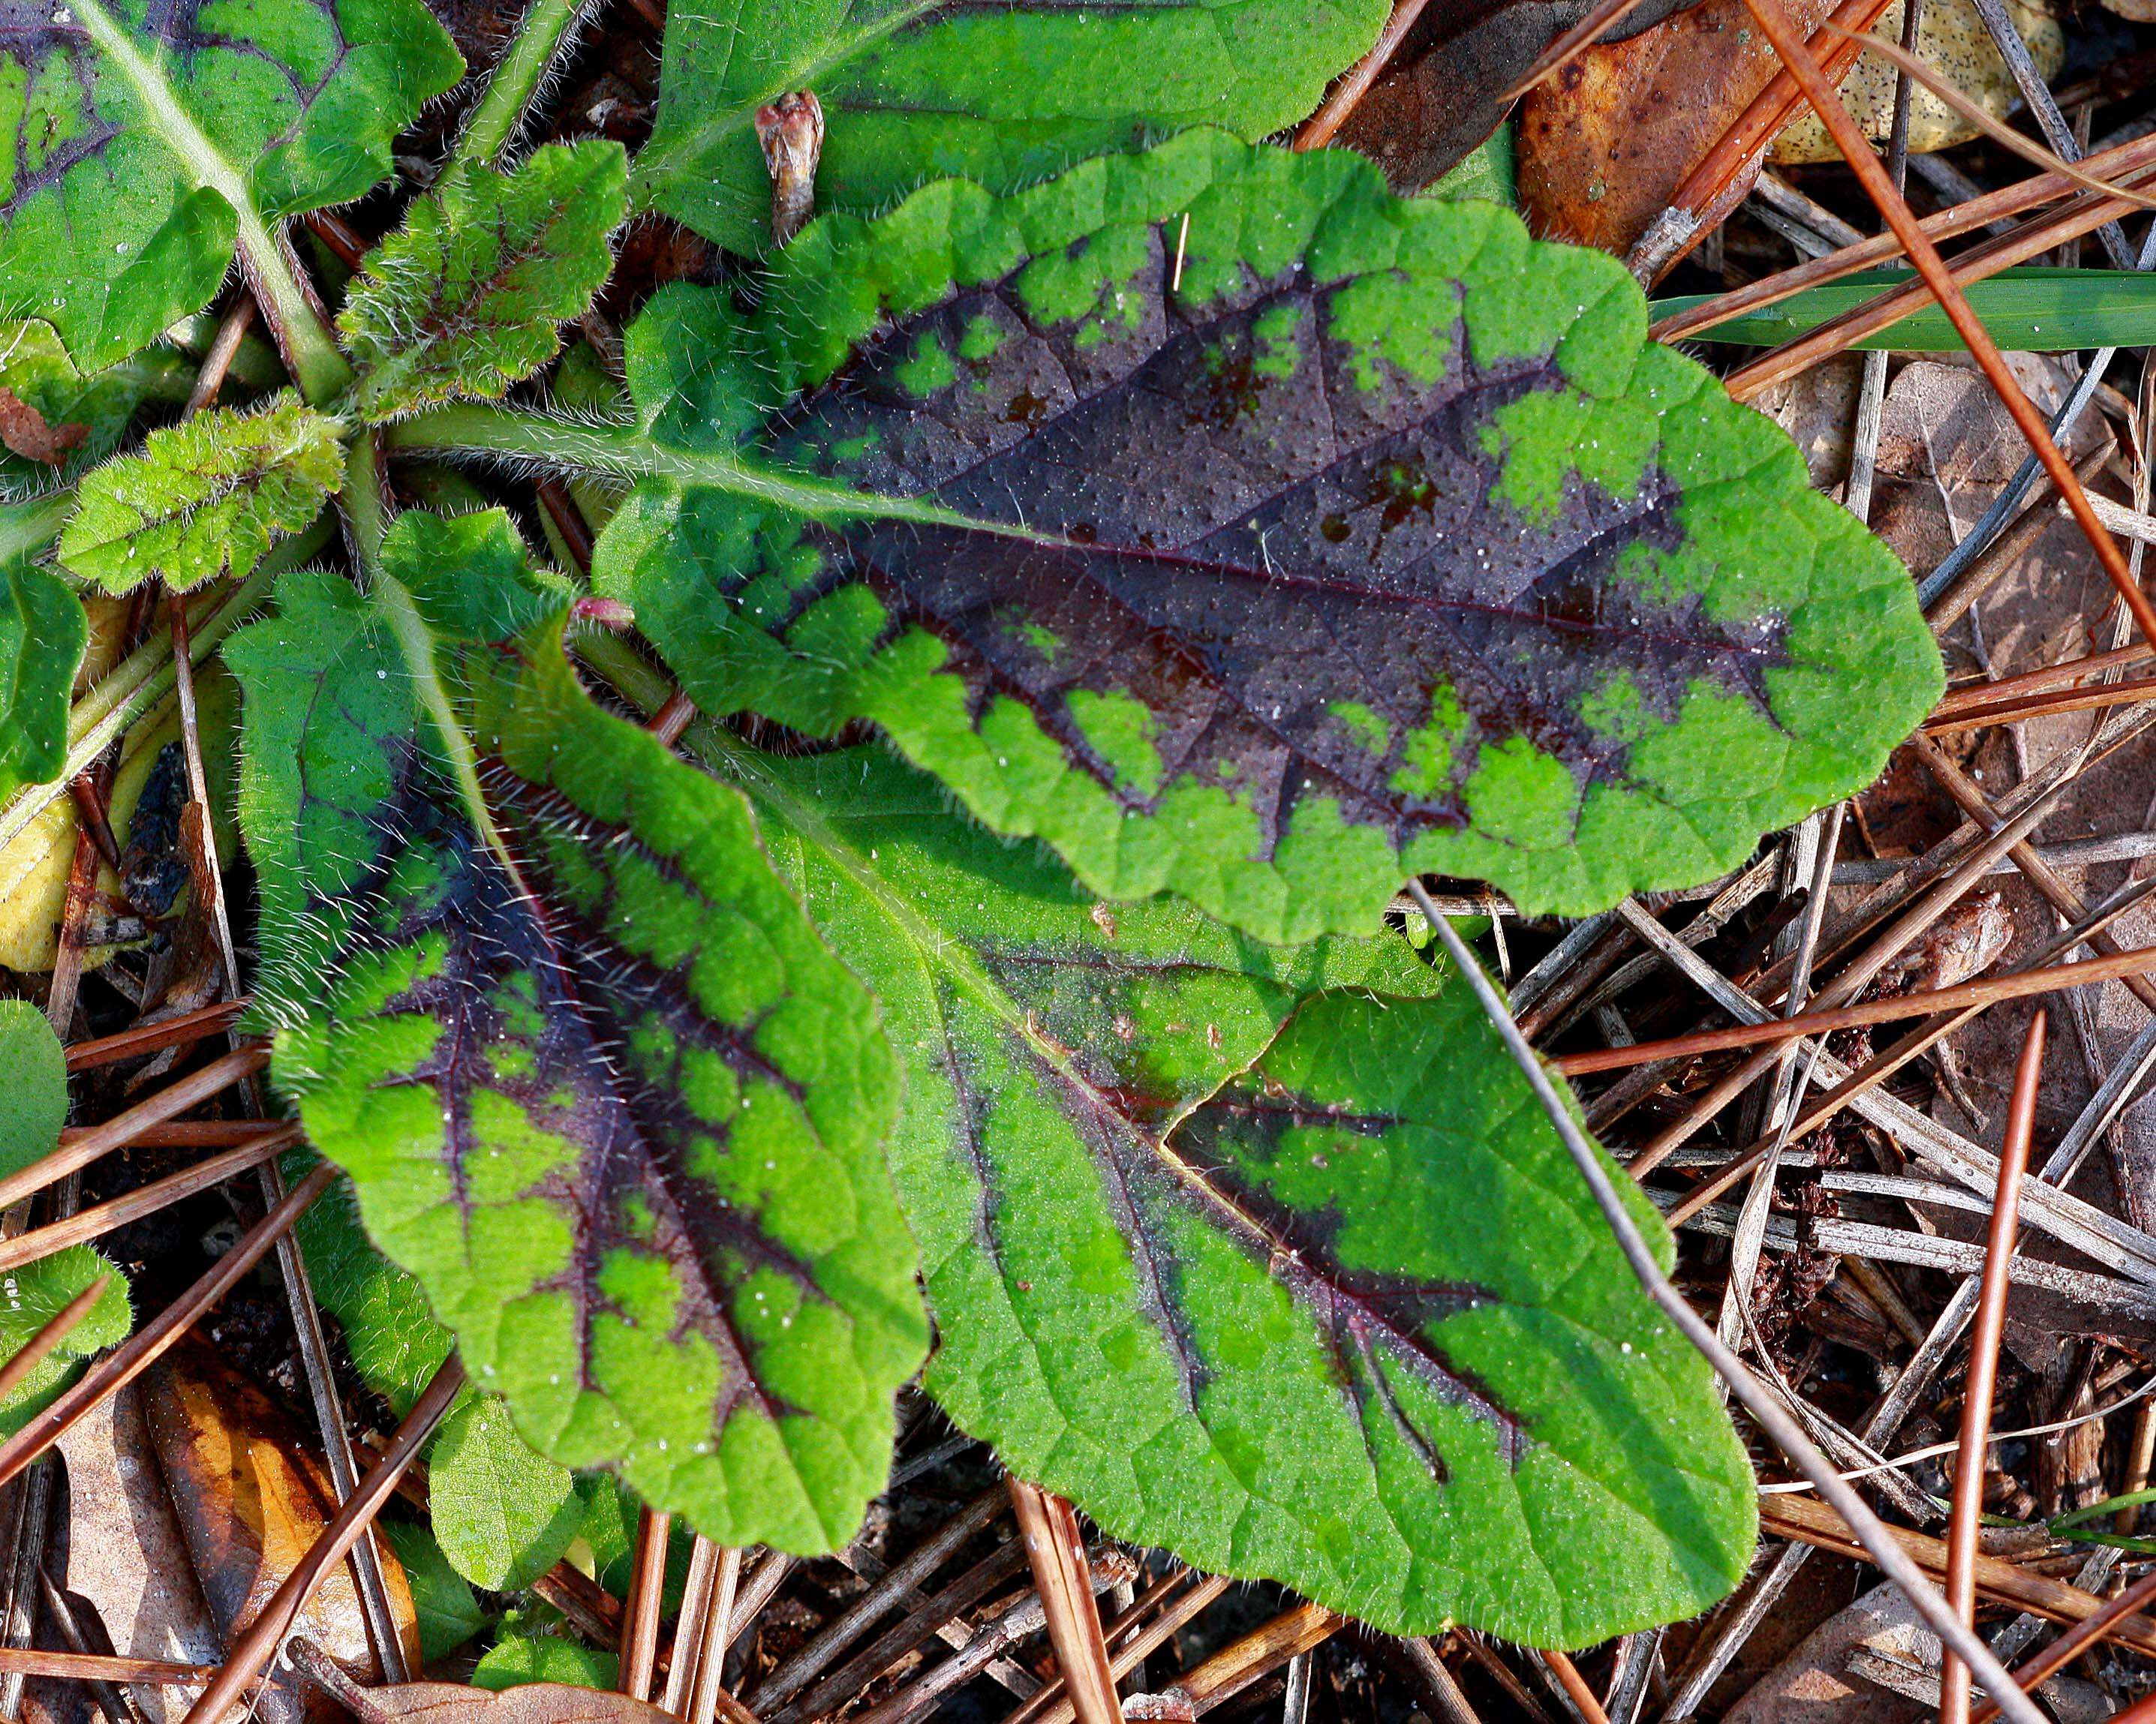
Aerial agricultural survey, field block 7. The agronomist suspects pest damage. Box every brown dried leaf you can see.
[1516,0,1840,255]
[141,1341,420,1701]
[52,1383,227,1724]
[0,384,87,467]
[1331,0,1700,193]
[1770,0,2062,161]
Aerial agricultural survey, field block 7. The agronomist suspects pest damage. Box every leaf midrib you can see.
[688,724,1521,1387]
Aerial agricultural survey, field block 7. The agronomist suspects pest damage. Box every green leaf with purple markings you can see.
[633,0,1390,257]
[588,131,1941,942]
[238,559,927,1553]
[0,0,460,368]
[705,739,1755,1644]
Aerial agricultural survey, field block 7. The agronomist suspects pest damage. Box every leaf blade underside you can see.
[236,550,927,1553]
[600,134,1942,942]
[720,741,1756,1645]
[0,0,460,368]
[633,0,1390,256]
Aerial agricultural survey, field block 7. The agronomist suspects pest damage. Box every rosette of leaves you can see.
[9,0,1950,1650]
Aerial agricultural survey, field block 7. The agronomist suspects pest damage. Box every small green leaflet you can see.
[0,0,459,369]
[0,1001,68,1178]
[0,1245,131,1437]
[724,742,1754,1644]
[593,133,1941,940]
[379,1522,487,1662]
[341,143,630,423]
[59,394,344,592]
[244,563,928,1551]
[475,1635,619,1692]
[632,0,1390,255]
[429,1393,583,1591]
[0,545,87,801]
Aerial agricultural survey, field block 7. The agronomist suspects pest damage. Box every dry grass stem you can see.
[0,1044,271,1212]
[1008,1480,1123,1724]
[62,1001,252,1071]
[1556,943,2156,1074]
[620,1508,674,1702]
[1538,1651,1609,1724]
[0,1126,302,1275]
[1941,1014,2044,1724]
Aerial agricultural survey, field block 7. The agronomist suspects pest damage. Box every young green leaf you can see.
[0,1000,68,1179]
[0,547,88,802]
[0,1245,132,1436]
[380,1521,489,1662]
[475,1635,619,1692]
[581,134,1941,940]
[0,0,459,370]
[633,0,1390,256]
[59,394,344,592]
[430,1394,584,1592]
[256,611,926,1552]
[719,741,1755,1644]
[341,143,630,423]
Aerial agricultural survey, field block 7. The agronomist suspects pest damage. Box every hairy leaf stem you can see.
[346,437,536,903]
[388,403,1048,539]
[66,0,353,405]
[450,0,586,174]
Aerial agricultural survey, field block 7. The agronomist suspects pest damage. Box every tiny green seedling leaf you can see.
[475,1635,620,1692]
[0,1245,132,1437]
[597,133,1942,940]
[254,608,927,1553]
[725,743,1756,1644]
[0,0,459,370]
[429,1393,584,1592]
[0,1000,68,1179]
[341,143,630,423]
[0,544,88,803]
[380,1522,489,1662]
[633,0,1391,255]
[59,394,345,592]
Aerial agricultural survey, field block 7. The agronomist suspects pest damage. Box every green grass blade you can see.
[1652,266,2156,351]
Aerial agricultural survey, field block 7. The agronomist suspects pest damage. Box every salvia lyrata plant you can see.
[0,0,1944,1649]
